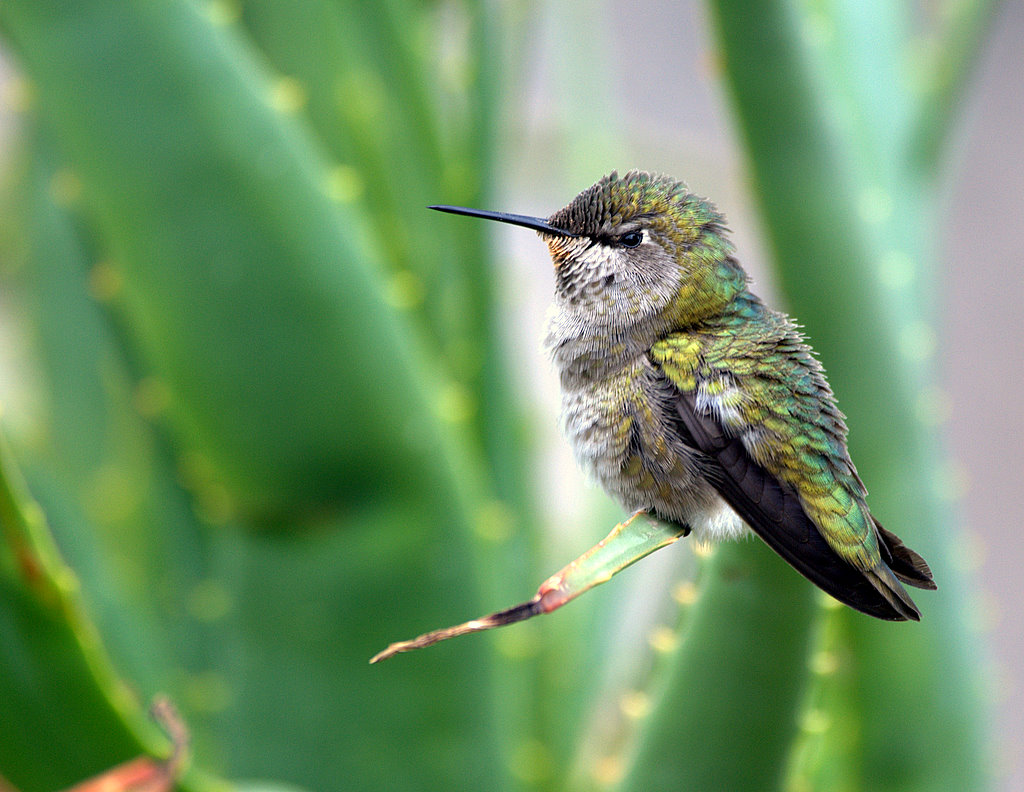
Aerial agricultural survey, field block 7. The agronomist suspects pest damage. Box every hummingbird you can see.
[433,170,935,621]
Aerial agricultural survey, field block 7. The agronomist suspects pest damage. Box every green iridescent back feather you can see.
[651,295,882,572]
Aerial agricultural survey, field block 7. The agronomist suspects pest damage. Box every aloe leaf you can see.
[234,0,534,540]
[1,119,508,792]
[616,541,819,791]
[0,6,511,789]
[0,430,198,792]
[2,121,225,701]
[705,0,990,788]
[0,0,456,520]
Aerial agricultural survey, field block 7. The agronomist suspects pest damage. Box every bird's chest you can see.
[556,356,706,517]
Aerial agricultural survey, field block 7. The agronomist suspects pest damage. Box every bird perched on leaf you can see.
[433,170,935,621]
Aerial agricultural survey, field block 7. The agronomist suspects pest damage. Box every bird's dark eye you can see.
[619,230,643,248]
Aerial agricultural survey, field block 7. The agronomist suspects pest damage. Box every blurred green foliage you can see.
[0,1,998,791]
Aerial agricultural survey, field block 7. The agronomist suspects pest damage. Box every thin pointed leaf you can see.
[371,513,688,662]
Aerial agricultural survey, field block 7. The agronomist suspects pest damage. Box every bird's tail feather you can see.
[875,520,937,590]
[863,566,922,621]
[858,519,937,622]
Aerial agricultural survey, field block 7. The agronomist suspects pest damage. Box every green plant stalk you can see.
[707,0,989,788]
[617,541,819,791]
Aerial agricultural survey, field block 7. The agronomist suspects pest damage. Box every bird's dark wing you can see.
[662,379,920,621]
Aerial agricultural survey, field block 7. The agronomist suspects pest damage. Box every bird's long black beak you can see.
[429,205,577,237]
